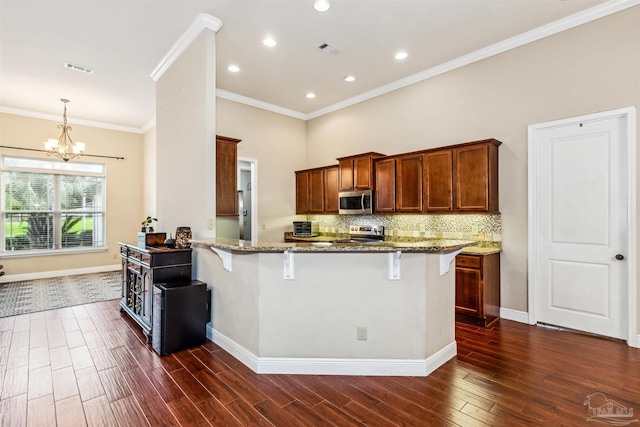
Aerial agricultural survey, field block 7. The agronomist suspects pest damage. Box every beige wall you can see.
[216,97,307,242]
[142,125,156,217]
[0,112,144,276]
[305,7,640,315]
[156,30,217,241]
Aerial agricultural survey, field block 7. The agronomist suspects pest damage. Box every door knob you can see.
[615,254,625,260]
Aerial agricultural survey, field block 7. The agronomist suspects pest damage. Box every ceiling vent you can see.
[64,62,94,74]
[318,43,341,55]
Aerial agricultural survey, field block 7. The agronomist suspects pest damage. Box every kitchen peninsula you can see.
[191,237,474,376]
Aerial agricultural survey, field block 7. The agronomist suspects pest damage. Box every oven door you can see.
[338,190,373,214]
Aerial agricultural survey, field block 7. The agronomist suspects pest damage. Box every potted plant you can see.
[141,216,158,232]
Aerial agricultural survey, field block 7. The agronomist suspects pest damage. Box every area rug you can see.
[0,271,121,318]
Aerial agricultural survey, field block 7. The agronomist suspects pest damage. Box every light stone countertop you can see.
[191,237,476,254]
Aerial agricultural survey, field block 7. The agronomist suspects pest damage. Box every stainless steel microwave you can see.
[338,190,374,215]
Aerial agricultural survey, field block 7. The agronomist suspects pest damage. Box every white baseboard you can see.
[500,307,530,324]
[208,326,456,376]
[0,264,120,283]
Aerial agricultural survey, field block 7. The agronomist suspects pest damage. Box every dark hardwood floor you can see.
[0,299,638,426]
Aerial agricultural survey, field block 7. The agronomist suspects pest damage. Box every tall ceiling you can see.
[0,0,621,132]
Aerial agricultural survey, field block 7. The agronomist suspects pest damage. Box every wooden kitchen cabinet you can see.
[295,170,310,214]
[424,149,453,212]
[453,139,500,213]
[374,154,423,213]
[324,166,339,213]
[308,169,325,213]
[295,165,337,214]
[374,157,396,213]
[216,135,241,216]
[455,252,500,326]
[338,152,385,191]
[395,154,423,212]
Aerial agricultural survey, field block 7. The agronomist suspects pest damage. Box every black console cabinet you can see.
[119,242,192,341]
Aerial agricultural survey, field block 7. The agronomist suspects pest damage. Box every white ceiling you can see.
[1,0,625,132]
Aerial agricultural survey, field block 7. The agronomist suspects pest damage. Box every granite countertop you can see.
[282,233,502,255]
[191,237,476,254]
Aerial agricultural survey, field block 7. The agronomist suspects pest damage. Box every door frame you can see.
[238,157,258,244]
[527,106,637,347]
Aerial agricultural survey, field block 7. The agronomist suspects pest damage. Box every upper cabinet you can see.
[295,165,338,214]
[337,153,385,191]
[395,154,423,213]
[216,135,241,216]
[374,153,424,214]
[323,166,339,214]
[374,158,396,213]
[424,149,453,212]
[453,139,501,213]
[294,139,500,215]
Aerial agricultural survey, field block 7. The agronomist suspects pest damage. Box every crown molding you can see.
[150,13,223,82]
[141,117,157,134]
[306,0,640,120]
[216,89,308,120]
[0,106,144,134]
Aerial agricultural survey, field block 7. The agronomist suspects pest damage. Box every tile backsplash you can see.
[304,214,501,242]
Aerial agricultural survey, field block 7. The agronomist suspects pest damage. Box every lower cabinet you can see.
[455,252,500,326]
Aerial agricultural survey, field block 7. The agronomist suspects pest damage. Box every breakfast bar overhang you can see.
[191,237,474,376]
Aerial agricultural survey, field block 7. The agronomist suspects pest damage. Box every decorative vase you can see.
[175,227,192,249]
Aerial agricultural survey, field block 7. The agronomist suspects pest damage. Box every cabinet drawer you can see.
[456,255,481,269]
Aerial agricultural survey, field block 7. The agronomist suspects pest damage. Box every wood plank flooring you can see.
[0,299,638,426]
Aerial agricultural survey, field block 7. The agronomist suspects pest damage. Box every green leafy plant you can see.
[141,216,158,231]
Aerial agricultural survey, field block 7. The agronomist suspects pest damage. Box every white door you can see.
[530,113,628,339]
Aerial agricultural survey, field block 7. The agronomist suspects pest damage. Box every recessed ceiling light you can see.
[344,75,355,82]
[314,0,330,12]
[263,37,276,47]
[306,92,316,99]
[228,65,240,73]
[394,51,408,60]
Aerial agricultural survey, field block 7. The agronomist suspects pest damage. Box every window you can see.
[1,156,106,255]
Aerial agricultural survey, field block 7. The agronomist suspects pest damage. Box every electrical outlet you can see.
[112,254,117,260]
[207,218,214,231]
[357,326,367,340]
[262,223,267,230]
[471,226,479,235]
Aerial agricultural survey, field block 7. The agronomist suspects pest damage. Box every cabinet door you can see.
[216,136,240,216]
[395,154,423,212]
[308,169,325,213]
[374,158,396,213]
[353,156,373,189]
[338,159,354,191]
[455,267,482,317]
[454,143,499,212]
[295,171,309,214]
[324,166,339,213]
[424,150,453,212]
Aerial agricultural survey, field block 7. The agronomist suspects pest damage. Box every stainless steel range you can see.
[347,224,384,243]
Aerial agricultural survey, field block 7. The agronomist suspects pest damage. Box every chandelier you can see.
[43,99,85,162]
